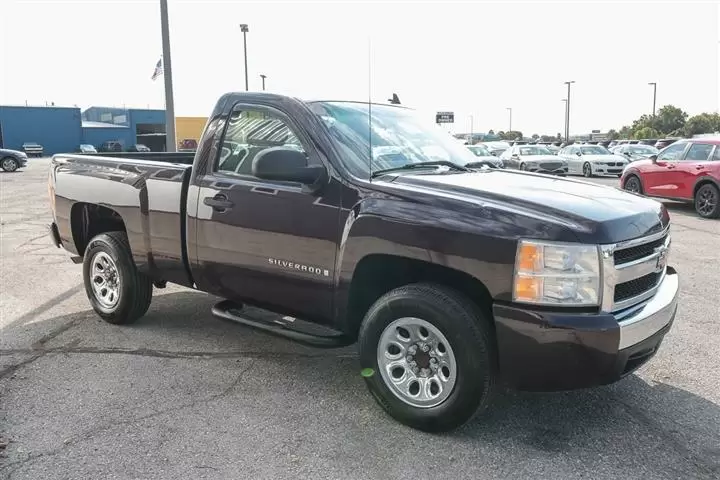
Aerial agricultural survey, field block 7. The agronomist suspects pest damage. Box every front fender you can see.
[333,197,522,331]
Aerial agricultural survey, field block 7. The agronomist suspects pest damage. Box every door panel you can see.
[190,105,342,323]
[672,143,715,199]
[644,142,688,196]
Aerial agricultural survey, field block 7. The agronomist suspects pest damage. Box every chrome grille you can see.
[600,227,671,313]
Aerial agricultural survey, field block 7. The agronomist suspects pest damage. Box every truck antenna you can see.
[367,35,373,181]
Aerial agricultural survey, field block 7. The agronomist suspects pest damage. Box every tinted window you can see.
[580,145,610,155]
[216,109,307,176]
[714,146,720,161]
[684,143,714,161]
[657,143,686,161]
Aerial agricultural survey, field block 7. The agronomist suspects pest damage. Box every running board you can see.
[211,300,354,348]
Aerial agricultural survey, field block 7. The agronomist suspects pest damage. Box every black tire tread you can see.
[84,231,153,324]
[358,282,497,432]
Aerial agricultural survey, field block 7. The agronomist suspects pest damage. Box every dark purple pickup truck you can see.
[48,92,679,432]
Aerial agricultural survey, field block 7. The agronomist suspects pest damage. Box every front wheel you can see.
[83,232,153,324]
[695,183,720,219]
[520,163,526,171]
[623,175,643,194]
[358,283,497,432]
[1,157,19,172]
[583,162,593,177]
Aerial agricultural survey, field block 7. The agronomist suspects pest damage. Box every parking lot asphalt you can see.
[1,159,719,480]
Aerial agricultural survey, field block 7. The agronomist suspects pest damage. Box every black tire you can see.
[520,163,526,171]
[583,162,593,178]
[358,283,497,432]
[83,232,153,324]
[623,174,643,194]
[1,157,19,172]
[694,183,720,219]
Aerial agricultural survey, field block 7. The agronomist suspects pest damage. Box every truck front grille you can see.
[600,227,670,313]
[614,234,668,265]
[614,271,662,303]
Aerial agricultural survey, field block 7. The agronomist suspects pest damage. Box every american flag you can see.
[151,58,163,81]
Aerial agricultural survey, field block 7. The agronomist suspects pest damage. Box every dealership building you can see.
[0,105,207,155]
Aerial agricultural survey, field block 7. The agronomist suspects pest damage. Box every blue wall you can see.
[81,126,134,150]
[0,106,82,155]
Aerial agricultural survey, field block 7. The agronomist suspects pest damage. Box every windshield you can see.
[309,101,478,177]
[467,145,492,157]
[628,146,658,155]
[580,145,611,155]
[518,146,551,156]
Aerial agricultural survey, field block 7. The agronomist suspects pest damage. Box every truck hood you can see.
[386,170,668,244]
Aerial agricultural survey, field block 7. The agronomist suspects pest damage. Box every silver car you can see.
[559,144,629,177]
[614,144,659,162]
[500,145,568,175]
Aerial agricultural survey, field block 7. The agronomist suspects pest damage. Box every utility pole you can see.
[648,82,657,116]
[564,80,575,143]
[160,0,176,152]
[240,24,249,91]
[260,74,266,91]
[469,115,474,143]
[506,107,512,133]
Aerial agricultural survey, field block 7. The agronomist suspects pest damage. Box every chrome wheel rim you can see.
[90,252,121,310]
[584,163,591,177]
[377,317,457,408]
[2,158,17,171]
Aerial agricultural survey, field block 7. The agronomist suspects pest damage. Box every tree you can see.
[606,129,620,140]
[633,126,661,140]
[487,129,495,135]
[556,133,562,140]
[531,134,539,140]
[653,105,688,135]
[682,113,720,137]
[500,130,523,141]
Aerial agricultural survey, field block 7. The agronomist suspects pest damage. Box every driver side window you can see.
[216,109,309,177]
[657,143,686,162]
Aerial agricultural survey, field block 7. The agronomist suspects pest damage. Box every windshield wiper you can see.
[371,161,470,178]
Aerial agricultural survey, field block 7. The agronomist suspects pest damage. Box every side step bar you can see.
[211,300,354,348]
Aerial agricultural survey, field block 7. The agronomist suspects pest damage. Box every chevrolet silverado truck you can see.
[48,92,679,432]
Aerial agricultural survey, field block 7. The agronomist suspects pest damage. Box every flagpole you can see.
[159,0,177,152]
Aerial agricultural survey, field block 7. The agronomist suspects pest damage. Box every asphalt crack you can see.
[1,361,257,478]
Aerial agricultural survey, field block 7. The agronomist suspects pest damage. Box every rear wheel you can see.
[520,162,526,171]
[83,232,153,324]
[623,174,643,194]
[358,283,496,432]
[1,157,18,172]
[583,162,593,177]
[695,183,720,219]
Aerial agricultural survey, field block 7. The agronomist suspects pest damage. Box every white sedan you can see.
[558,144,629,177]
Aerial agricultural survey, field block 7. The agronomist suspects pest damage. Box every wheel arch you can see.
[71,202,128,257]
[693,176,720,197]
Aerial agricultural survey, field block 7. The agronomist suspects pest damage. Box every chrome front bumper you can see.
[617,267,679,350]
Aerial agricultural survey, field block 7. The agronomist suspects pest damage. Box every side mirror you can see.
[649,154,658,163]
[576,151,582,156]
[252,147,326,185]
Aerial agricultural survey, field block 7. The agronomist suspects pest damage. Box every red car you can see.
[620,138,720,218]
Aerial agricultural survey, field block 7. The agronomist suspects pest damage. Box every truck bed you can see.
[50,153,195,287]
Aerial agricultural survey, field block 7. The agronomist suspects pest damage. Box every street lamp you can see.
[648,82,657,116]
[506,107,512,133]
[239,24,249,91]
[469,115,474,143]
[561,99,567,142]
[159,0,176,152]
[564,81,575,143]
[260,74,266,91]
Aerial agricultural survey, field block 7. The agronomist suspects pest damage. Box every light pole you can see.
[260,74,266,91]
[469,115,474,143]
[506,107,513,134]
[240,24,249,91]
[561,99,567,143]
[159,0,176,152]
[564,80,575,143]
[648,82,657,116]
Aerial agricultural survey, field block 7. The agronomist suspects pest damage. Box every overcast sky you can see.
[1,0,718,135]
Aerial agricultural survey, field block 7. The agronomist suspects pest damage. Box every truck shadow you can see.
[3,290,719,477]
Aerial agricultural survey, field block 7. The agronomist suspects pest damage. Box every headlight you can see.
[513,240,601,306]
